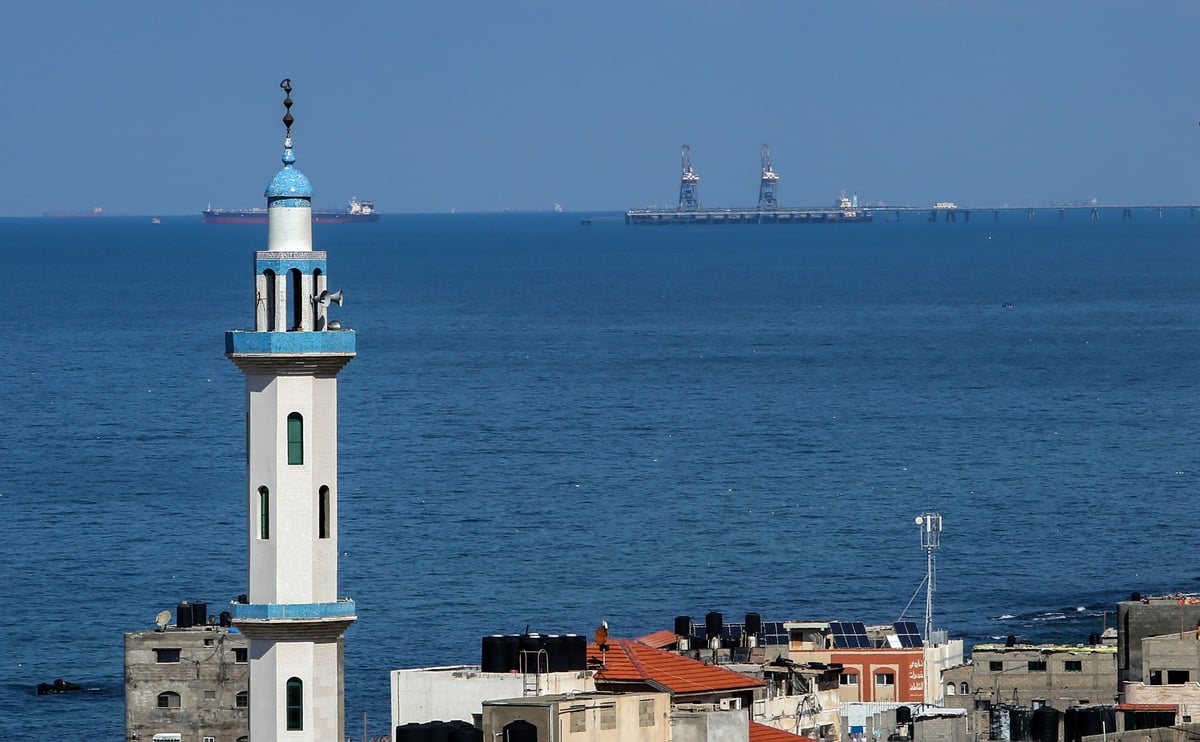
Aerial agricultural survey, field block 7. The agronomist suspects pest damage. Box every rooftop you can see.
[591,638,765,695]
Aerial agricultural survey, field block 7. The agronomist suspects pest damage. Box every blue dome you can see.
[265,165,313,199]
[264,140,313,199]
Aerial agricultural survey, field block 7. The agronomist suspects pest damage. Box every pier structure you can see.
[678,144,700,211]
[875,203,1200,222]
[758,144,780,210]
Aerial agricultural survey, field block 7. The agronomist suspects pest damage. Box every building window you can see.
[1167,670,1190,684]
[286,677,303,731]
[1064,660,1082,673]
[319,485,331,539]
[569,706,586,733]
[236,691,248,708]
[157,691,181,708]
[946,682,956,696]
[1028,660,1047,672]
[961,682,969,695]
[287,413,304,465]
[204,690,216,701]
[840,672,859,686]
[259,486,270,539]
[234,648,248,664]
[875,672,895,686]
[204,737,215,742]
[600,704,616,730]
[155,648,181,663]
[989,661,1003,672]
[639,698,656,727]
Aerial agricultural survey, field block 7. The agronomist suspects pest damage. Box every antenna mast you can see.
[678,144,700,211]
[758,143,779,210]
[915,512,942,645]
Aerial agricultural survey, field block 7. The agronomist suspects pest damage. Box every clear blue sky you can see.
[4,0,1196,216]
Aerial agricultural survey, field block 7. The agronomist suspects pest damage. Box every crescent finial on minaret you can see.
[281,78,294,137]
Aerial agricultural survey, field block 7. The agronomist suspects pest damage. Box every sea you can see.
[1,210,1197,740]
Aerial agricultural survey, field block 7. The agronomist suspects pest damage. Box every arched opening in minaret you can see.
[286,677,304,731]
[258,486,270,539]
[319,485,330,538]
[262,269,277,331]
[288,268,304,331]
[287,413,304,465]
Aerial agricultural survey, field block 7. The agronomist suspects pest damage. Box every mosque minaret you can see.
[226,79,357,741]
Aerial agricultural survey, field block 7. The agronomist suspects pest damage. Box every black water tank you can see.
[192,601,208,626]
[427,722,453,742]
[219,611,232,628]
[1032,706,1060,742]
[396,723,431,742]
[482,635,508,673]
[545,635,569,672]
[706,612,723,642]
[177,602,193,629]
[502,635,521,672]
[1088,632,1100,646]
[990,704,1012,742]
[1005,635,1017,647]
[1010,707,1034,741]
[1065,707,1112,742]
[1131,592,1142,602]
[896,706,912,724]
[745,612,762,636]
[675,615,693,637]
[504,720,538,742]
[565,634,587,670]
[449,722,482,742]
[520,634,546,672]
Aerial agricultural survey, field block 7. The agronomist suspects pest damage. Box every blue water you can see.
[2,212,1197,739]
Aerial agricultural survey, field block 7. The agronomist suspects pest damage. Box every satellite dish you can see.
[155,610,171,630]
[914,515,923,525]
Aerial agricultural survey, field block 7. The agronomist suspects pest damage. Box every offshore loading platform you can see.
[624,145,1200,226]
[625,144,871,225]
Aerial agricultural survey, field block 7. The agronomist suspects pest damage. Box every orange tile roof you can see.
[636,629,678,649]
[591,638,764,695]
[750,722,820,742]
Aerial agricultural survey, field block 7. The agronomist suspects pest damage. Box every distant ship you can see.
[203,197,379,224]
[44,207,105,218]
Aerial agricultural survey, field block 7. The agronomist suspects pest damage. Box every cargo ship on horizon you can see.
[203,197,379,224]
[44,207,105,218]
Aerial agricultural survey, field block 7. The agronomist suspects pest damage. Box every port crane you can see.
[758,143,780,210]
[678,144,700,211]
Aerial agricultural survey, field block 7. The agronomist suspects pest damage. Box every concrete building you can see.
[124,603,249,742]
[483,691,672,742]
[390,665,597,730]
[1115,593,1200,725]
[225,80,358,741]
[940,641,1117,738]
[780,621,964,707]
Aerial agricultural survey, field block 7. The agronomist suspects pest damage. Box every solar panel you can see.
[893,621,923,648]
[830,621,871,648]
[762,621,788,646]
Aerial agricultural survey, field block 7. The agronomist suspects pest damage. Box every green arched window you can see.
[258,486,270,540]
[286,677,303,731]
[287,413,303,465]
